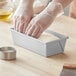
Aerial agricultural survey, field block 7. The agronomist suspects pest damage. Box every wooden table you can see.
[0,15,76,76]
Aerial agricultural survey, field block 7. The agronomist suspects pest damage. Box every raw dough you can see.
[39,32,59,42]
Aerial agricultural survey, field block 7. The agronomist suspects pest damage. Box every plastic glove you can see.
[13,2,33,33]
[25,1,63,38]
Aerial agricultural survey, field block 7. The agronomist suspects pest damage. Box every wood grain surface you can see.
[0,15,76,76]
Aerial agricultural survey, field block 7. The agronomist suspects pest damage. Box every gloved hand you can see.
[13,1,33,33]
[25,1,63,38]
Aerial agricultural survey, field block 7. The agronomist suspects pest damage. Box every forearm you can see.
[52,0,73,8]
[43,0,73,17]
[20,0,34,7]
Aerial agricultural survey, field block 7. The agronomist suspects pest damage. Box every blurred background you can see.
[13,0,70,15]
[0,0,70,22]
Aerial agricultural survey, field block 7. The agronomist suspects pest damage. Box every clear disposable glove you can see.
[13,2,33,33]
[25,1,63,38]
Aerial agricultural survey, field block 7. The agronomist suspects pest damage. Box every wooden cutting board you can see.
[0,15,76,76]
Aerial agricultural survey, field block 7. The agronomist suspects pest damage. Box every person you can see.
[69,0,76,18]
[13,0,73,38]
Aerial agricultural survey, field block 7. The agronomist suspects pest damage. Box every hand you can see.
[25,11,54,38]
[13,3,33,33]
[25,2,63,38]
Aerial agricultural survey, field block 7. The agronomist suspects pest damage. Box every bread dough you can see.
[39,32,59,42]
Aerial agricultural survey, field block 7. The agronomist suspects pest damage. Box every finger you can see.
[18,17,25,32]
[23,17,31,34]
[25,24,32,34]
[13,17,18,30]
[23,23,28,33]
[36,30,43,38]
[31,26,40,38]
[19,22,24,33]
[26,26,35,36]
[16,22,20,31]
[16,17,20,31]
[22,18,30,33]
[13,18,16,30]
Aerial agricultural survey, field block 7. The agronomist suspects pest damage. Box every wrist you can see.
[45,1,63,17]
[21,0,34,5]
[20,0,34,7]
